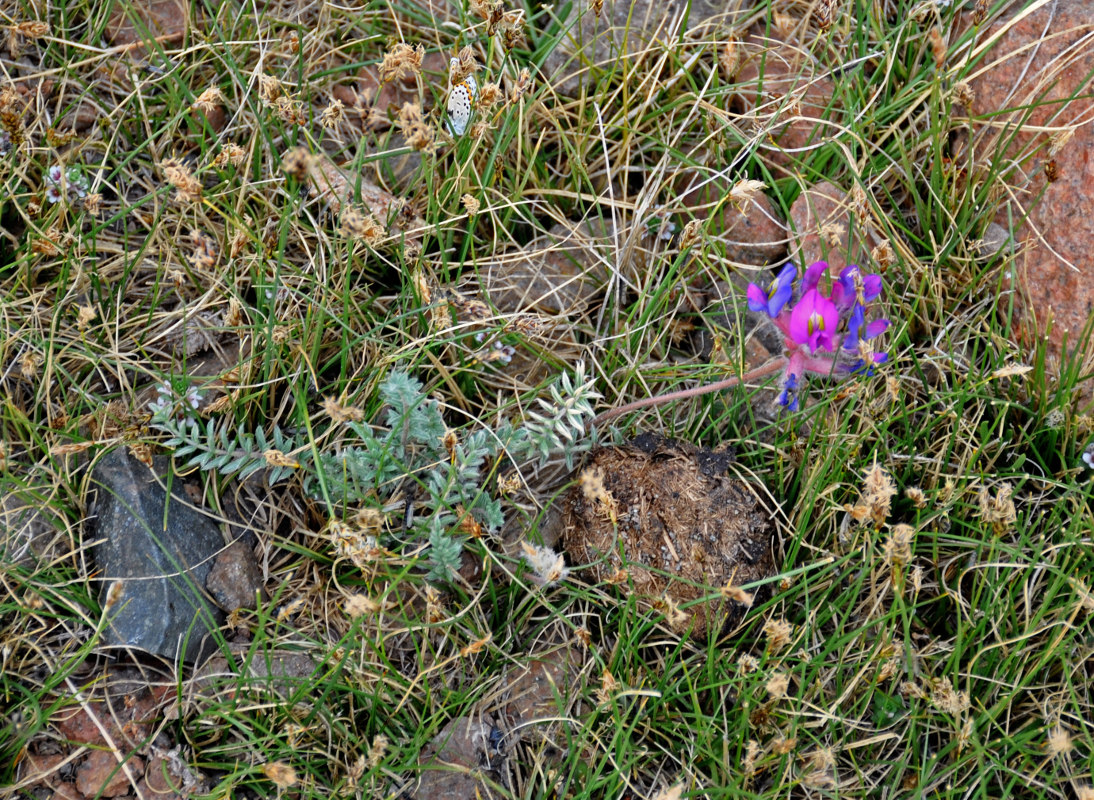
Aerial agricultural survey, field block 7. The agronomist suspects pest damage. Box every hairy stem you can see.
[591,357,789,427]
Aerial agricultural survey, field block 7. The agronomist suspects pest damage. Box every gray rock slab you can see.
[87,448,224,661]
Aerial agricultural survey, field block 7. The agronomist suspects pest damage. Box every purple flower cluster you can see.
[747,261,890,412]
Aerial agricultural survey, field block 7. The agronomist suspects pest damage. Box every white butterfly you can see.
[446,57,477,136]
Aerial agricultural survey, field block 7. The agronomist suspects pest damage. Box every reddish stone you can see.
[789,181,880,272]
[105,0,190,47]
[54,684,171,748]
[962,3,1094,379]
[51,783,86,800]
[75,751,144,798]
[732,29,837,174]
[677,175,787,266]
[19,751,68,786]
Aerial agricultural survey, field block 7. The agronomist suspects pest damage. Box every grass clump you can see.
[1,0,1094,799]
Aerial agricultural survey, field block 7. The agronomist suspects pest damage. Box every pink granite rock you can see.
[789,181,880,271]
[732,29,838,174]
[677,172,788,266]
[963,3,1094,377]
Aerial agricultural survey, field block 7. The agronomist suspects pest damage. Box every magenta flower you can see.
[745,260,890,412]
[789,289,838,351]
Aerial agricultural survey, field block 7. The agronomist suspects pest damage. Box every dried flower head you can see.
[774,12,795,38]
[191,86,223,113]
[952,81,974,107]
[729,178,767,211]
[452,46,479,84]
[397,102,434,152]
[367,734,389,768]
[737,654,759,673]
[860,462,897,527]
[262,762,298,788]
[212,143,247,169]
[978,482,1016,535]
[870,239,895,271]
[521,541,569,586]
[721,37,742,80]
[579,466,618,523]
[1048,128,1075,157]
[721,583,754,606]
[320,98,345,129]
[478,81,503,111]
[766,671,789,699]
[928,28,946,69]
[341,205,384,243]
[509,68,532,105]
[273,95,306,125]
[678,219,703,251]
[322,395,364,423]
[885,523,914,567]
[379,42,424,83]
[161,158,203,203]
[927,676,969,715]
[763,616,793,653]
[1046,725,1073,758]
[257,73,282,104]
[471,0,502,21]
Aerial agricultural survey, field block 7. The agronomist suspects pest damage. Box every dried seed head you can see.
[212,143,247,169]
[978,482,1016,535]
[763,617,792,653]
[774,13,795,38]
[257,73,282,104]
[341,205,384,243]
[871,239,896,270]
[678,218,703,250]
[509,68,532,104]
[1048,128,1075,157]
[928,28,946,69]
[729,178,766,210]
[262,762,298,788]
[861,462,897,527]
[766,671,789,699]
[280,146,311,179]
[191,87,223,113]
[816,0,837,31]
[319,98,345,128]
[379,42,424,83]
[322,395,364,423]
[478,81,503,111]
[161,158,203,203]
[721,38,742,80]
[397,102,434,151]
[952,81,974,107]
[721,583,754,606]
[521,541,569,586]
[885,523,914,567]
[904,486,927,508]
[1046,725,1073,758]
[273,95,305,125]
[461,193,481,215]
[973,0,988,25]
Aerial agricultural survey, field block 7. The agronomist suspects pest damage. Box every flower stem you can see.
[591,357,789,427]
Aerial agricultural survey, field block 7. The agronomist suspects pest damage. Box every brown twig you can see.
[591,357,789,427]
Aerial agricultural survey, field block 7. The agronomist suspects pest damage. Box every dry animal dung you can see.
[563,433,776,635]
